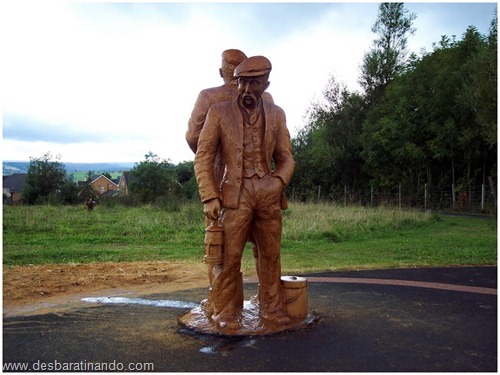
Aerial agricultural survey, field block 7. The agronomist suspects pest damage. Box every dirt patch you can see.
[3,261,215,317]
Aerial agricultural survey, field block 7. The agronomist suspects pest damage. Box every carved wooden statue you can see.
[180,54,313,335]
[185,50,273,313]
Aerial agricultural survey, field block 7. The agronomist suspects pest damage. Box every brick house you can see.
[3,173,27,205]
[118,171,134,196]
[89,175,119,196]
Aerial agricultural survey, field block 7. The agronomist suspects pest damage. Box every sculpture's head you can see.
[220,49,247,84]
[234,56,271,109]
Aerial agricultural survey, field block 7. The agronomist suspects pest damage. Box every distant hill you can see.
[3,161,134,176]
[63,162,135,173]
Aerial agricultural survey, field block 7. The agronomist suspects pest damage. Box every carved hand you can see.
[204,198,221,221]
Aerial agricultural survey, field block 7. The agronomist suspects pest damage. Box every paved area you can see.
[3,266,497,372]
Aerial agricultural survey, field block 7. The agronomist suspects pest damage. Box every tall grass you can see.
[3,204,206,265]
[283,203,431,242]
[3,203,497,272]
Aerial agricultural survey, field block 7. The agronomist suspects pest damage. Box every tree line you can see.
[13,151,196,209]
[118,151,197,209]
[290,3,497,209]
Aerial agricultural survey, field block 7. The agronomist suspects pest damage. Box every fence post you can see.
[452,184,456,210]
[424,183,428,210]
[344,185,347,207]
[398,183,402,209]
[370,185,374,206]
[317,185,321,203]
[481,184,485,211]
[488,177,497,212]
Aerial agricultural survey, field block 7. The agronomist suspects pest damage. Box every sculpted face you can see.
[237,75,270,108]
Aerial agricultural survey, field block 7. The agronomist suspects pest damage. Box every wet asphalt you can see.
[3,266,497,372]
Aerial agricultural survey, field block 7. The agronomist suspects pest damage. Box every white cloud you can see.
[1,2,223,162]
[1,2,496,164]
[264,4,377,135]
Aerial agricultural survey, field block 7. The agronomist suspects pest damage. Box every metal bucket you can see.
[281,276,308,319]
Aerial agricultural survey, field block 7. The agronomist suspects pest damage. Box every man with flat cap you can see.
[186,49,273,153]
[186,49,272,310]
[194,55,295,328]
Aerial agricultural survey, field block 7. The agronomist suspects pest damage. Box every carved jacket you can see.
[194,97,295,210]
[186,85,273,153]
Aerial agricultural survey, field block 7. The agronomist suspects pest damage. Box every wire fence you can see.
[290,183,497,215]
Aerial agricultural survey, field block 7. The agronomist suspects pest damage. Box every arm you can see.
[186,91,211,153]
[194,106,222,218]
[271,108,295,186]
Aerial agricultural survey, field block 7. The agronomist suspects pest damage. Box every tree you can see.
[361,19,497,198]
[23,152,68,204]
[458,18,497,149]
[359,3,416,104]
[174,161,198,200]
[78,170,99,203]
[58,174,80,204]
[360,66,431,190]
[291,76,368,200]
[292,6,496,208]
[129,152,175,204]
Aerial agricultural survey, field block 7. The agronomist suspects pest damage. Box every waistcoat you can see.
[242,105,266,178]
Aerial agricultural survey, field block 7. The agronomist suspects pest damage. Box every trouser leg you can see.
[211,201,252,320]
[251,175,286,318]
[211,175,288,324]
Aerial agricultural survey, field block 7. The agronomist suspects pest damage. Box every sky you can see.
[1,1,497,164]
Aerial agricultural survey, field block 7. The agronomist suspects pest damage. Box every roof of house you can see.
[3,173,27,193]
[101,189,119,198]
[90,174,119,186]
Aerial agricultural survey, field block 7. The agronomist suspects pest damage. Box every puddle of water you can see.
[199,346,217,354]
[199,338,258,355]
[82,297,198,309]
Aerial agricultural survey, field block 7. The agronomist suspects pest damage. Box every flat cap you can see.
[234,55,272,78]
[221,49,247,66]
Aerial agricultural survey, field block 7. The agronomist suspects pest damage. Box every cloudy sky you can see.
[1,1,496,164]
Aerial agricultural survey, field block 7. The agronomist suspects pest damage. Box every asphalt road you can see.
[3,266,497,372]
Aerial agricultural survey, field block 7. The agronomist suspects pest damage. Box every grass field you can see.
[3,203,497,273]
[69,172,122,182]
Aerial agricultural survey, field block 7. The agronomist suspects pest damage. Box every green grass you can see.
[278,203,497,273]
[3,204,206,265]
[3,203,497,273]
[69,172,122,182]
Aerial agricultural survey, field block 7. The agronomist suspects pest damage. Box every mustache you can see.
[242,93,256,99]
